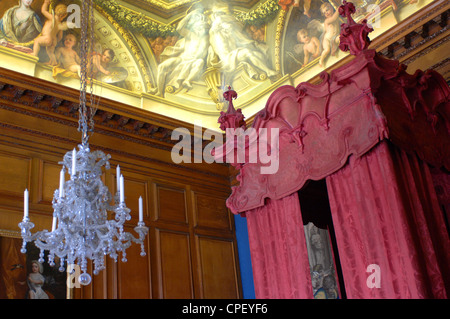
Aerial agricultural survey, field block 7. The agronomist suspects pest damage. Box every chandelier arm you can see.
[19,228,43,245]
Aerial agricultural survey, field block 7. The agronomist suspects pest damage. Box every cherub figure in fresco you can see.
[294,0,314,18]
[297,28,321,66]
[89,48,115,77]
[318,2,340,68]
[0,0,42,44]
[55,33,81,77]
[278,0,294,10]
[32,0,68,65]
[278,0,313,18]
[150,4,210,96]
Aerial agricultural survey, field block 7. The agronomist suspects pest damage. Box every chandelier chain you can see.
[78,0,98,146]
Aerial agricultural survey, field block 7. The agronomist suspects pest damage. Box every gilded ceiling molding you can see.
[135,0,195,10]
[234,0,280,25]
[95,4,154,92]
[94,0,177,37]
[274,7,287,73]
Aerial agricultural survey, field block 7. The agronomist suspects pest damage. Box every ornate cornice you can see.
[0,69,188,131]
[0,69,207,150]
[378,7,449,73]
[372,1,449,52]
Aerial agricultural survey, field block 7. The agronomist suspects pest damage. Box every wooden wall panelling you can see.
[152,180,188,226]
[117,225,152,299]
[153,229,193,298]
[75,168,153,299]
[72,257,111,299]
[195,235,240,299]
[116,170,152,299]
[0,149,31,202]
[39,159,62,204]
[150,179,192,298]
[119,169,150,223]
[189,186,242,299]
[149,181,243,299]
[91,261,109,299]
[0,145,58,231]
[192,190,233,233]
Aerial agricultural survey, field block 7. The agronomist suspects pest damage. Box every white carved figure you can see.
[207,3,277,81]
[150,4,210,96]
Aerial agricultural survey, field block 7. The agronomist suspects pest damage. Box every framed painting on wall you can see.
[0,230,67,299]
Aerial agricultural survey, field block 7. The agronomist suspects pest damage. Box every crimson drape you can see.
[326,141,450,298]
[429,166,450,230]
[245,192,313,298]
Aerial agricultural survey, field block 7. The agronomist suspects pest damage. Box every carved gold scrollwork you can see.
[274,7,287,73]
[165,85,174,94]
[202,67,226,111]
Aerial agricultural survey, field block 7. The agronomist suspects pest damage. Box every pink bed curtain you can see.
[326,141,450,298]
[245,192,313,298]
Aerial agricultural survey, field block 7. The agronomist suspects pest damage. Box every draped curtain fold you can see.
[326,141,450,298]
[245,192,313,299]
[429,166,450,231]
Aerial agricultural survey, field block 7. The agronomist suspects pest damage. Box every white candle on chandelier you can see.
[139,196,143,222]
[120,175,124,203]
[72,148,76,175]
[116,165,120,194]
[24,189,29,218]
[59,169,65,198]
[52,216,57,232]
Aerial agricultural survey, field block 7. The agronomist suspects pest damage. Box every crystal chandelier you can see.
[18,0,148,286]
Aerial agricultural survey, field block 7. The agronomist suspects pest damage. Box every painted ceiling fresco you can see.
[0,0,433,129]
